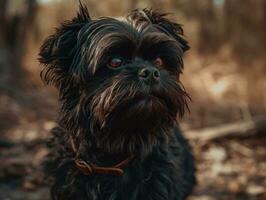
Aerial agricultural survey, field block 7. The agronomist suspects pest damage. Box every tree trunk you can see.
[223,0,265,63]
[197,0,219,54]
[0,0,37,94]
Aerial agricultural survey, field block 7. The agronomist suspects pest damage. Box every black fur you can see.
[40,4,196,200]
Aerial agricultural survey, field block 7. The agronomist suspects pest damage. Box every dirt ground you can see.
[0,118,265,200]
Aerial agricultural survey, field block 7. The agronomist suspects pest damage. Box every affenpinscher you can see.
[39,3,196,200]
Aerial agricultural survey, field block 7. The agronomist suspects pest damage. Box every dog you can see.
[39,3,196,200]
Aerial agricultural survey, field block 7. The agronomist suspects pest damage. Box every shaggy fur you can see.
[40,3,196,200]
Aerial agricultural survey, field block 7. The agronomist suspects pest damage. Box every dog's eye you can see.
[108,57,123,68]
[154,57,164,67]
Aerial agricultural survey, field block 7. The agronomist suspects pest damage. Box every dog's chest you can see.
[87,159,178,200]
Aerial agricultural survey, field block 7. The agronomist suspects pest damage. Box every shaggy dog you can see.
[39,4,196,200]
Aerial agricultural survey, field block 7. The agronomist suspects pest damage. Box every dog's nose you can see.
[138,67,160,82]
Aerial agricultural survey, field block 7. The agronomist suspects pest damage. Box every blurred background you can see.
[0,0,265,199]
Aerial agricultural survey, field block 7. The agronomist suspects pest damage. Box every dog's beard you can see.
[88,71,188,156]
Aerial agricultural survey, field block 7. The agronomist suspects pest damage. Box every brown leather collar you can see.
[70,136,135,176]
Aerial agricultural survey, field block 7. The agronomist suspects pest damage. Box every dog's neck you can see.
[69,135,135,176]
[63,119,175,170]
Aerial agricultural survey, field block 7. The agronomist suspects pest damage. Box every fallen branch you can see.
[185,115,266,141]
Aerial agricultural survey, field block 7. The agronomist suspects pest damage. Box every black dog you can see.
[39,4,196,200]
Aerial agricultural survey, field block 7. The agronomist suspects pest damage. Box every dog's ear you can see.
[130,9,189,52]
[39,3,91,88]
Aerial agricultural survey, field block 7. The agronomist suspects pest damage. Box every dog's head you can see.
[39,4,189,155]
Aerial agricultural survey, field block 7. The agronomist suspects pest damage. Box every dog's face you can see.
[39,5,189,155]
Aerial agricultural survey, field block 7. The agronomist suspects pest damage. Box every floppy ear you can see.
[130,9,189,52]
[39,3,91,88]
